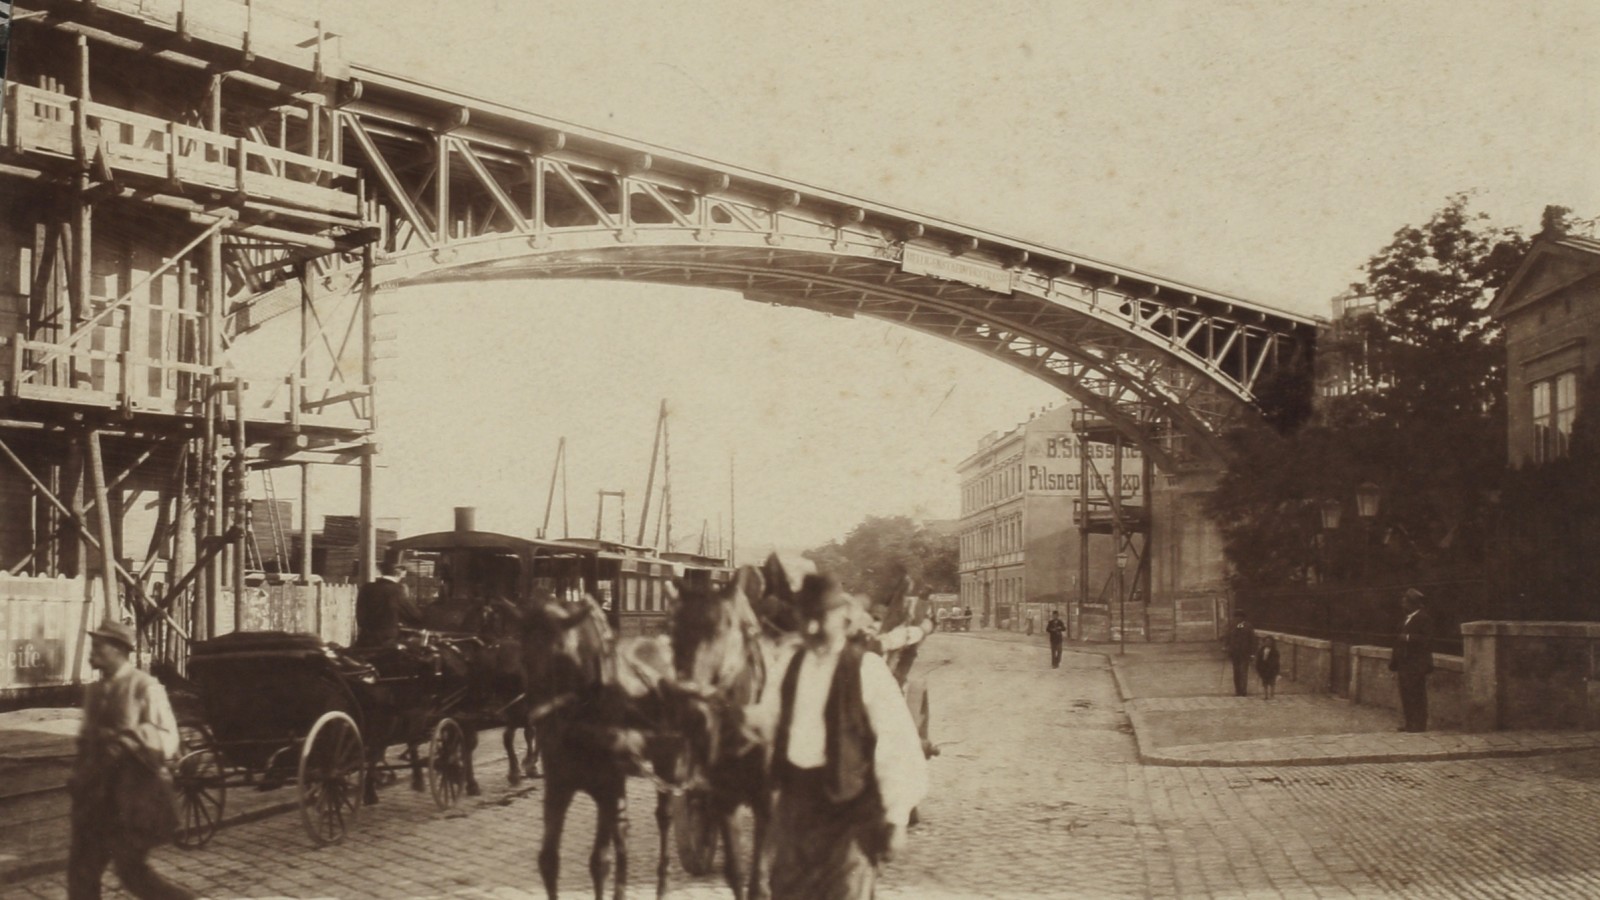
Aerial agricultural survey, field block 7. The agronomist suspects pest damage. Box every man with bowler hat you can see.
[1391,587,1435,732]
[355,560,421,648]
[753,573,928,899]
[68,618,196,900]
[1046,610,1066,668]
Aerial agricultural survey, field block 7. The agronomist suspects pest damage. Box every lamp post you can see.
[1355,480,1381,625]
[1116,549,1129,655]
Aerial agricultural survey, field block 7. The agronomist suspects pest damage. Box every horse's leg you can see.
[589,785,629,900]
[503,723,521,785]
[748,780,774,900]
[464,728,482,797]
[363,754,382,806]
[539,781,575,900]
[409,741,425,792]
[654,790,672,900]
[613,787,630,900]
[720,805,747,900]
[525,726,541,777]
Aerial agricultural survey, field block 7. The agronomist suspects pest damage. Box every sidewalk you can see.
[0,708,297,886]
[953,629,1600,767]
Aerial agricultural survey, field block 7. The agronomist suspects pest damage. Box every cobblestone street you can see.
[8,634,1600,899]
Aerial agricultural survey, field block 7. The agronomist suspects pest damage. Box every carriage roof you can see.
[389,529,600,559]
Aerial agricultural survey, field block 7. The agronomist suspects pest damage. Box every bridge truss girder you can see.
[221,68,1317,471]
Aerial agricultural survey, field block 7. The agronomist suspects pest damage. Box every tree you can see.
[802,515,959,596]
[1210,195,1545,600]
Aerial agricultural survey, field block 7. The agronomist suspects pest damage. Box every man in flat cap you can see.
[753,573,928,900]
[1390,587,1435,733]
[68,618,195,900]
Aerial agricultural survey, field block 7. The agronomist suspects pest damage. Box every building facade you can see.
[1489,234,1600,467]
[956,404,1143,635]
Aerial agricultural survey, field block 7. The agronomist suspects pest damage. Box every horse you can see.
[513,590,641,900]
[654,565,776,900]
[471,597,541,784]
[344,630,482,805]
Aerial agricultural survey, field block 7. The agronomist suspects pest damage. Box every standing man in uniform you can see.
[1391,587,1435,732]
[355,561,421,647]
[1046,609,1066,668]
[754,574,928,900]
[68,619,196,900]
[1225,609,1257,697]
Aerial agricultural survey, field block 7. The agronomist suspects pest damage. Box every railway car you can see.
[388,510,730,638]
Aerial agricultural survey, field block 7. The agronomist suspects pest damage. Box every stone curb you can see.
[1105,652,1600,769]
[1,798,300,885]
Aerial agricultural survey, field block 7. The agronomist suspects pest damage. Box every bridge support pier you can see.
[1147,468,1229,642]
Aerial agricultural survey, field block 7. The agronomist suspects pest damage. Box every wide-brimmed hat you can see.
[1401,587,1426,603]
[794,573,853,621]
[87,618,136,651]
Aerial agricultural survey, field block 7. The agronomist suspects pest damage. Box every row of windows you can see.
[962,460,1024,513]
[959,514,1023,563]
[1532,371,1578,463]
[959,575,1024,610]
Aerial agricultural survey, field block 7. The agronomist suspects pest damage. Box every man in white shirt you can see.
[753,573,928,900]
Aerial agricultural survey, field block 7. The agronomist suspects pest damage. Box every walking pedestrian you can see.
[1255,635,1281,700]
[756,574,928,900]
[68,618,196,900]
[1046,609,1066,668]
[1391,587,1434,732]
[1225,610,1256,697]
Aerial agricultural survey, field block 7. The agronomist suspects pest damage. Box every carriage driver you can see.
[752,574,929,900]
[355,560,423,648]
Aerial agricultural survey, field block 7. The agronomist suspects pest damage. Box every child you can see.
[1255,635,1281,700]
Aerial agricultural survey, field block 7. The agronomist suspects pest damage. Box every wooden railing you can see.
[2,335,372,429]
[5,83,360,217]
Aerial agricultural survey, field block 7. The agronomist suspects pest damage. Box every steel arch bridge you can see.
[328,67,1314,472]
[220,64,1314,473]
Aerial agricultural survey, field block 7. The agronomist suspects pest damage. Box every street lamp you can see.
[1355,482,1381,520]
[1116,549,1129,656]
[1319,499,1343,532]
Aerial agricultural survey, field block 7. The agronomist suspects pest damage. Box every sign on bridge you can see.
[901,247,1015,295]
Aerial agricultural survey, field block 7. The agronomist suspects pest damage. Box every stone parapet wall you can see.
[1257,629,1465,729]
[1461,621,1600,731]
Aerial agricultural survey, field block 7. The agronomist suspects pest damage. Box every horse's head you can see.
[668,565,764,696]
[663,566,767,784]
[516,589,613,708]
[755,552,814,636]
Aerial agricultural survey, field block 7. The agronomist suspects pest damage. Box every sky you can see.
[263,0,1599,558]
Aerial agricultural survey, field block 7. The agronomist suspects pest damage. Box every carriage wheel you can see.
[172,747,225,849]
[673,791,719,876]
[427,718,468,810]
[298,711,365,846]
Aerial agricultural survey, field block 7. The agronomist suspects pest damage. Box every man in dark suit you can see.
[1225,610,1256,697]
[1390,587,1434,732]
[355,561,422,647]
[1045,610,1066,668]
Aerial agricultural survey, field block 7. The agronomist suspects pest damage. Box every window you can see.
[1533,372,1579,463]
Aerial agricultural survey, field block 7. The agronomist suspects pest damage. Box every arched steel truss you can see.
[234,65,1315,471]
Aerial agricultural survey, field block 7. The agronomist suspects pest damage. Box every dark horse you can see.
[514,590,641,900]
[348,632,483,804]
[655,565,776,900]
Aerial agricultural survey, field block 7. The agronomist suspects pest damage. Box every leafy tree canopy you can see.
[802,514,958,596]
[1209,195,1578,592]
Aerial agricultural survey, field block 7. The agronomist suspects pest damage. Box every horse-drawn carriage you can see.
[170,628,483,848]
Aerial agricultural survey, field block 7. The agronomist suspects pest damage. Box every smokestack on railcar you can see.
[455,507,476,533]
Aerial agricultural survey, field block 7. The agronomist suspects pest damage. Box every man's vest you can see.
[773,641,876,804]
